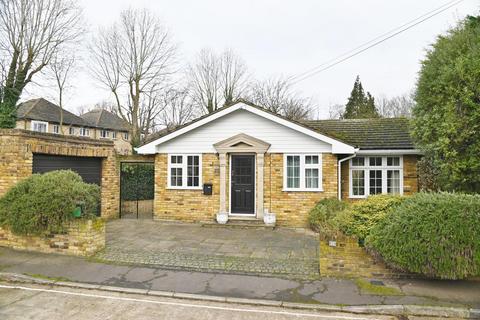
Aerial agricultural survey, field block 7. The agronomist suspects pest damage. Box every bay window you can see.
[168,154,202,189]
[284,154,323,191]
[350,156,403,198]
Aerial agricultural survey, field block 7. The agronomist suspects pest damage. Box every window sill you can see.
[167,187,203,191]
[283,188,324,192]
[349,195,367,199]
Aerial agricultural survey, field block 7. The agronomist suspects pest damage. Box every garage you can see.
[32,154,102,185]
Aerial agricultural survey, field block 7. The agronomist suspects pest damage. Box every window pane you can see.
[305,168,319,189]
[171,168,183,186]
[369,157,382,166]
[305,155,319,164]
[369,170,382,194]
[286,156,300,188]
[387,170,400,194]
[352,170,365,196]
[187,155,199,187]
[387,157,400,166]
[352,157,365,167]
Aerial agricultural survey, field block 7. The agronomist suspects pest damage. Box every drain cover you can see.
[370,280,385,286]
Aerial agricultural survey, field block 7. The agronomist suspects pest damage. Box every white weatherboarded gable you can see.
[137,103,355,154]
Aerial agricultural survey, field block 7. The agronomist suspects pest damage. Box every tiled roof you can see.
[17,98,91,127]
[304,118,415,150]
[139,100,416,151]
[80,109,130,132]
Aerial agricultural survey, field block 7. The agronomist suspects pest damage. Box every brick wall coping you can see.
[0,129,114,147]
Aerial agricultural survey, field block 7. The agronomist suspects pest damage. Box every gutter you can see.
[337,149,359,200]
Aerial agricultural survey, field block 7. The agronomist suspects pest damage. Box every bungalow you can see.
[137,101,421,227]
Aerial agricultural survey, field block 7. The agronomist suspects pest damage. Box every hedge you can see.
[308,198,348,238]
[120,163,154,201]
[336,194,406,240]
[0,170,100,236]
[366,192,480,279]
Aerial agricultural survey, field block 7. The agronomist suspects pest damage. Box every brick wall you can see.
[153,153,338,227]
[154,153,220,223]
[264,153,338,228]
[0,219,105,256]
[16,120,132,155]
[0,129,119,219]
[319,236,408,279]
[403,155,419,195]
[340,155,419,200]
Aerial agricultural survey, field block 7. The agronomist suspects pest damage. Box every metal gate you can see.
[120,162,154,219]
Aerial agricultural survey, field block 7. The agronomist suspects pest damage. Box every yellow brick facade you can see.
[153,152,420,228]
[263,153,338,227]
[154,153,221,223]
[154,153,339,228]
[0,129,119,219]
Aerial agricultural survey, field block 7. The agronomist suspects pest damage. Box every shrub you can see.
[308,198,348,238]
[0,170,100,236]
[366,192,480,279]
[336,195,406,240]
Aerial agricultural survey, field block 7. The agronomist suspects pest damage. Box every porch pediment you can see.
[213,133,270,154]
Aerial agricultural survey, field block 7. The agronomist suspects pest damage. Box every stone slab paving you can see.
[95,219,319,279]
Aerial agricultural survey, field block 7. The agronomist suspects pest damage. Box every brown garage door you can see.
[32,154,102,185]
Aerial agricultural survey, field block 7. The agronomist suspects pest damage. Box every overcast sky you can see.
[23,0,479,119]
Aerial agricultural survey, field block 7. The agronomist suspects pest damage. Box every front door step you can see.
[202,219,274,230]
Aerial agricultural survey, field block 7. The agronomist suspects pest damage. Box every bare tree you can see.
[159,88,197,129]
[220,49,249,107]
[247,77,313,121]
[47,52,76,133]
[328,104,345,119]
[90,8,176,146]
[376,92,415,118]
[0,0,83,127]
[188,48,249,114]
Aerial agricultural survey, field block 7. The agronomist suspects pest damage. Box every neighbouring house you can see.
[16,98,132,155]
[136,101,421,227]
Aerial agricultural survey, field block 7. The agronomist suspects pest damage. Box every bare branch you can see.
[247,76,313,121]
[89,8,177,146]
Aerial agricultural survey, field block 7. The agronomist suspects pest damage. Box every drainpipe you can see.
[337,149,359,200]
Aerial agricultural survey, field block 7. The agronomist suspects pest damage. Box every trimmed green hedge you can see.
[0,170,100,236]
[120,163,154,201]
[337,195,406,240]
[366,192,480,279]
[308,198,348,238]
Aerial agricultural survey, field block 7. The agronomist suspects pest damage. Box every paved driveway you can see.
[96,220,319,278]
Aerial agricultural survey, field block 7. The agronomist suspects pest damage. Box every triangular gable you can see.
[136,102,355,154]
[213,133,270,153]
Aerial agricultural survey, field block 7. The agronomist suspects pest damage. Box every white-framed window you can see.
[283,154,323,191]
[31,121,48,133]
[69,127,75,135]
[52,125,60,134]
[123,132,129,140]
[167,154,202,189]
[100,130,109,138]
[349,156,403,198]
[112,131,117,139]
[79,128,89,136]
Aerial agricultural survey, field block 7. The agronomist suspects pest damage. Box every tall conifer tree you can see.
[342,76,379,119]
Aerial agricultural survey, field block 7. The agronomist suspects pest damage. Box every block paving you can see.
[95,219,320,279]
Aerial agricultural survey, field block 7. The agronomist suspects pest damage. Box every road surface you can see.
[0,282,399,320]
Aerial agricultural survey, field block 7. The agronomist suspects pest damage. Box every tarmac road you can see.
[0,283,399,320]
